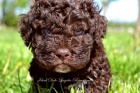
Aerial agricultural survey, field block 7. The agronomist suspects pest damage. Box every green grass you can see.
[0,26,32,93]
[0,26,140,93]
[103,30,140,93]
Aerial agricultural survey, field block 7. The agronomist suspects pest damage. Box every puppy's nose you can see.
[56,48,71,59]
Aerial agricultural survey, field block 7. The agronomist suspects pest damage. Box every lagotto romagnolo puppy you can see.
[19,0,111,93]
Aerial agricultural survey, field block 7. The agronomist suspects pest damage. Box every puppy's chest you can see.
[31,78,91,93]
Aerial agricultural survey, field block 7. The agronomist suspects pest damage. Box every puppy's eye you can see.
[42,28,51,35]
[74,30,84,36]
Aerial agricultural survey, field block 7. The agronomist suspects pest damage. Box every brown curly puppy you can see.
[19,0,111,93]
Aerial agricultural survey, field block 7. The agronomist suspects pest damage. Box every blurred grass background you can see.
[0,26,32,92]
[0,25,140,93]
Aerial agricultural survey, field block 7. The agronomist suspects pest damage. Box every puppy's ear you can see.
[98,16,107,38]
[19,14,33,47]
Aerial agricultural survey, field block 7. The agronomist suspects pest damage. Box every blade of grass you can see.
[18,69,23,93]
[10,61,22,76]
[82,84,84,93]
[60,82,64,93]
[37,82,41,93]
[70,86,75,93]
[2,49,12,74]
[53,88,58,93]
[48,82,54,93]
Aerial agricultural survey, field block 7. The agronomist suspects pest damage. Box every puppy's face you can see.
[20,0,107,73]
[32,21,93,73]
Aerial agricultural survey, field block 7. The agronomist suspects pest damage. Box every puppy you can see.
[19,0,111,93]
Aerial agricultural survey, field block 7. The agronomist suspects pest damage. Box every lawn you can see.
[0,26,140,93]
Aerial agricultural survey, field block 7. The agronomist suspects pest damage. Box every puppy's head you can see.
[19,0,107,73]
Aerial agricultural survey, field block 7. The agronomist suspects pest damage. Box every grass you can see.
[0,26,140,93]
[0,26,32,93]
[104,28,140,93]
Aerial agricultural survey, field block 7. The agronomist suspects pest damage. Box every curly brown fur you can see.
[19,0,111,93]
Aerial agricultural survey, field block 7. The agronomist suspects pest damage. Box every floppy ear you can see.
[98,16,107,38]
[91,15,107,44]
[19,14,33,47]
